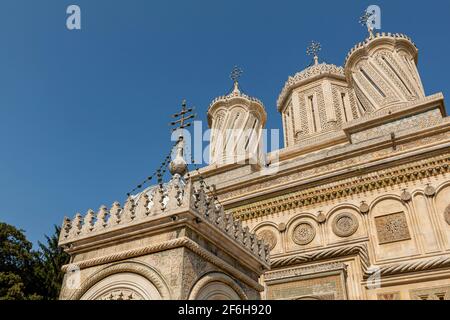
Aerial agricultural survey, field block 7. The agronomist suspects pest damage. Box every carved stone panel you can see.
[258,230,277,251]
[266,272,347,300]
[332,213,359,237]
[375,212,411,245]
[292,222,316,245]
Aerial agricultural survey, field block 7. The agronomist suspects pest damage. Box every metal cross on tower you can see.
[306,41,321,65]
[359,10,375,38]
[170,99,196,138]
[230,66,243,84]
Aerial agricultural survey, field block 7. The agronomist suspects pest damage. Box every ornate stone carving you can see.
[445,205,450,226]
[359,202,370,214]
[375,212,411,244]
[257,230,277,251]
[100,289,143,300]
[278,223,286,232]
[332,213,358,237]
[424,185,436,197]
[292,222,316,245]
[277,63,345,110]
[317,212,326,223]
[401,190,412,202]
[350,109,442,144]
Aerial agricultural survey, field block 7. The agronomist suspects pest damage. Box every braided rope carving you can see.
[271,243,370,273]
[379,256,450,277]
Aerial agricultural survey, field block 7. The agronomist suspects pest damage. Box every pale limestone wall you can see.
[239,173,450,300]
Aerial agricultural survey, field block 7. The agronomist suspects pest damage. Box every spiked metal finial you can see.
[306,41,321,65]
[359,10,375,38]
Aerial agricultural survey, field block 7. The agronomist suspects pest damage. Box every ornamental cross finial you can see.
[170,99,196,138]
[359,10,375,38]
[306,41,321,65]
[230,65,243,87]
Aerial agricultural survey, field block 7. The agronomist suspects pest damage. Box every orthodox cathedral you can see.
[58,22,450,300]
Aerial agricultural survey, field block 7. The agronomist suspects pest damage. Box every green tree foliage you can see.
[0,222,69,300]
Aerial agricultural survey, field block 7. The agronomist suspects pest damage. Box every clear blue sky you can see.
[0,0,449,246]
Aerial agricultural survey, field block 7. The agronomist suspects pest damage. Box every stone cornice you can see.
[229,152,450,221]
[342,93,446,135]
[61,236,264,292]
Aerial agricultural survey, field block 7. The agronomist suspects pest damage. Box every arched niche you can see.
[188,272,247,300]
[369,195,418,261]
[253,222,282,255]
[325,204,366,244]
[435,182,450,250]
[285,213,322,251]
[80,272,161,300]
[69,261,171,300]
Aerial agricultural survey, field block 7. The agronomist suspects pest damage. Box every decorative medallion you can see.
[292,222,316,245]
[424,185,436,197]
[278,223,286,232]
[375,212,411,244]
[445,205,450,226]
[400,190,412,202]
[317,212,326,224]
[359,202,370,214]
[332,213,359,237]
[258,230,277,251]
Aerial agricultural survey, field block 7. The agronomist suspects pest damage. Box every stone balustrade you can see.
[58,175,270,264]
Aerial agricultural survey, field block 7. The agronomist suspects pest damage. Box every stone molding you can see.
[378,256,450,277]
[230,153,450,221]
[59,178,270,266]
[264,262,347,282]
[61,236,264,292]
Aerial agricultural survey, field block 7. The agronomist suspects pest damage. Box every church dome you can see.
[344,32,425,112]
[207,68,266,166]
[277,63,345,112]
[207,82,266,128]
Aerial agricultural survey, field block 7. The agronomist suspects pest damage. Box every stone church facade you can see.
[58,30,450,300]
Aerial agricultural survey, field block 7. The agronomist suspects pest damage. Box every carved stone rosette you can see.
[292,222,316,245]
[332,213,359,237]
[258,230,277,251]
